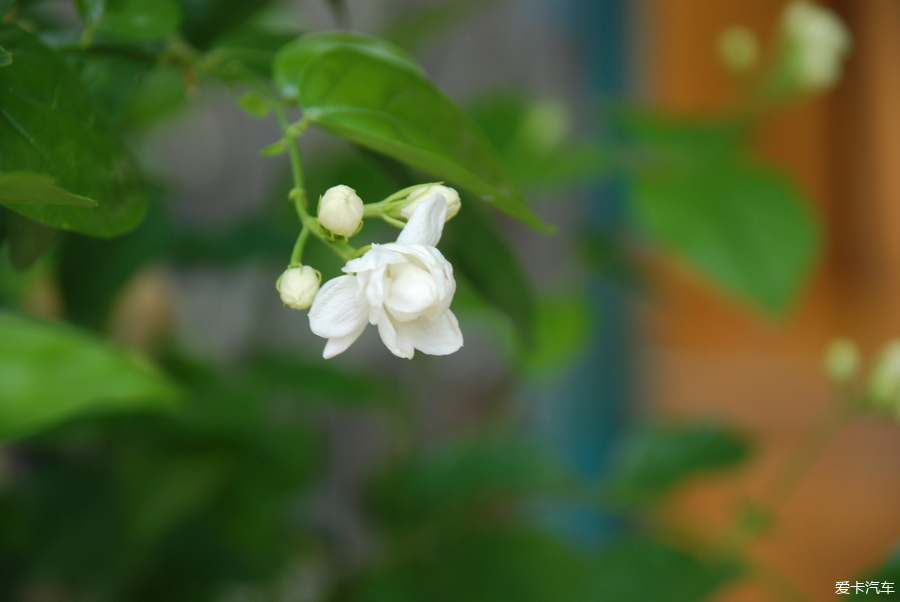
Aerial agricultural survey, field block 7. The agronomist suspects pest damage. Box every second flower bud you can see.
[318,185,364,237]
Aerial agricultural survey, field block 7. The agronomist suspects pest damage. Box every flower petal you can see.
[309,275,368,339]
[376,314,415,359]
[395,311,464,356]
[396,194,447,246]
[322,323,367,359]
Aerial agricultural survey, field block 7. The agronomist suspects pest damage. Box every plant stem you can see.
[290,227,310,266]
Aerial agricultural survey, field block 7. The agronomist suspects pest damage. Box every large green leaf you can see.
[274,32,549,231]
[633,163,820,315]
[605,423,751,506]
[0,172,96,207]
[623,112,820,315]
[442,199,535,343]
[586,538,739,602]
[97,0,181,40]
[0,25,146,237]
[0,312,179,441]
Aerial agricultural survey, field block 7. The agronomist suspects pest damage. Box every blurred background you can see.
[1,0,899,601]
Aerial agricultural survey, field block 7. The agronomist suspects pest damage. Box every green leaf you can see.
[605,423,751,506]
[586,538,739,602]
[369,433,568,530]
[632,163,820,315]
[75,0,106,25]
[622,111,819,315]
[0,172,97,207]
[357,529,595,602]
[470,91,610,189]
[205,27,297,81]
[0,25,147,237]
[0,45,11,67]
[0,312,179,442]
[381,0,498,52]
[237,90,269,118]
[65,48,154,123]
[521,292,596,378]
[97,0,181,40]
[246,354,402,408]
[442,200,535,343]
[274,32,549,231]
[848,548,900,598]
[177,0,276,50]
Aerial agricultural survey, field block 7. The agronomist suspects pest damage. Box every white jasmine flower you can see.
[309,194,463,359]
[781,0,851,91]
[277,265,320,310]
[400,184,461,221]
[318,184,364,237]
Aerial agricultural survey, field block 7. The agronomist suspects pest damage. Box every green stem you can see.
[273,105,310,220]
[289,227,310,266]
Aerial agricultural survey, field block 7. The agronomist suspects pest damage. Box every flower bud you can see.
[400,184,460,221]
[318,185,364,237]
[277,265,320,310]
[824,338,860,385]
[780,0,851,92]
[718,26,759,73]
[867,341,900,413]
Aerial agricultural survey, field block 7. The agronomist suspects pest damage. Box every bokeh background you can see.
[1,1,899,601]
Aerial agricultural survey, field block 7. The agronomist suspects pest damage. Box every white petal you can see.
[396,194,447,246]
[376,314,415,359]
[322,323,367,359]
[384,262,438,322]
[343,245,405,274]
[395,311,463,356]
[308,275,368,339]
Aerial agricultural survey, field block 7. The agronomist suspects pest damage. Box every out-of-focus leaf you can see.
[470,91,610,189]
[247,354,401,408]
[97,0,181,40]
[0,45,11,67]
[178,0,275,50]
[6,212,56,270]
[170,213,292,266]
[58,194,170,329]
[274,32,549,231]
[352,529,594,602]
[586,538,739,602]
[0,312,179,442]
[124,64,187,127]
[443,200,535,344]
[75,0,106,24]
[520,292,595,378]
[849,548,900,598]
[369,433,569,530]
[605,423,751,506]
[0,25,146,237]
[622,111,819,315]
[237,90,269,118]
[0,172,97,207]
[633,163,819,315]
[381,0,497,52]
[66,48,154,123]
[205,26,298,81]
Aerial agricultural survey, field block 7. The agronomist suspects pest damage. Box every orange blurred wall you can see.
[644,1,900,600]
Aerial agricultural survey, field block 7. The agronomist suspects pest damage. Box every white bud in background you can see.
[318,185,364,237]
[277,265,320,310]
[824,338,860,385]
[400,184,461,222]
[781,0,851,92]
[867,341,900,414]
[718,26,759,73]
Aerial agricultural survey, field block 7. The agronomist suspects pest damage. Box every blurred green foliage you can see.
[0,1,859,601]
